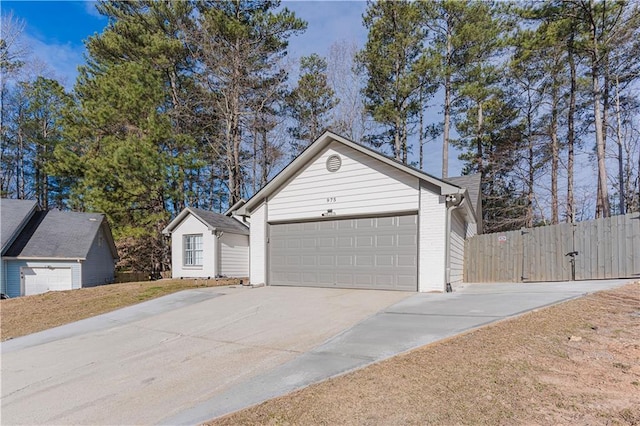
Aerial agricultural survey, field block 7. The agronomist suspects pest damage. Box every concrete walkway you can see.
[1,279,633,425]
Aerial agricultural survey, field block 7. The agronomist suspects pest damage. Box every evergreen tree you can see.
[422,0,474,177]
[54,0,201,272]
[359,0,430,163]
[286,54,338,155]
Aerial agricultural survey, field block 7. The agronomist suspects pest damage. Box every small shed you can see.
[1,199,118,297]
[162,207,249,279]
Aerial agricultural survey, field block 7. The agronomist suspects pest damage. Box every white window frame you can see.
[183,234,203,267]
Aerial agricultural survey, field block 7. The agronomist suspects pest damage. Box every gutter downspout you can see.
[444,193,465,293]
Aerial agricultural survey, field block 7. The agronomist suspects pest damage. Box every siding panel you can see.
[268,143,419,222]
[81,227,115,287]
[450,211,465,284]
[419,184,446,292]
[221,233,249,277]
[250,203,266,285]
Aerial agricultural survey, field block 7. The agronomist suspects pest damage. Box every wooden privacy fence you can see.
[464,212,640,283]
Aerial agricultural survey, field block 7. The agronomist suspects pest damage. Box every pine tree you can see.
[359,0,429,163]
[287,54,338,155]
[55,1,201,272]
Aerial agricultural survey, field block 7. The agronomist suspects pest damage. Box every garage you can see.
[22,267,72,296]
[269,214,418,291]
[234,131,481,293]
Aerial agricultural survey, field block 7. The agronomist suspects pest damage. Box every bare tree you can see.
[326,39,370,142]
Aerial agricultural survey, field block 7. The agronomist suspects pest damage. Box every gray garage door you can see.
[269,214,417,291]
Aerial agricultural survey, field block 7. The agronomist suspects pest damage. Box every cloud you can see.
[81,1,103,19]
[22,33,85,89]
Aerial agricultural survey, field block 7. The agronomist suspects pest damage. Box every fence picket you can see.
[464,213,640,282]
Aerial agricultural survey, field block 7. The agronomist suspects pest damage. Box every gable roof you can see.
[4,210,118,260]
[235,131,478,224]
[1,199,39,255]
[162,207,249,236]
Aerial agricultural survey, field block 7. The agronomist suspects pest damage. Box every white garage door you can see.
[22,267,73,296]
[269,214,417,291]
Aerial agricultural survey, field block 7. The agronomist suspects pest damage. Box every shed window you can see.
[184,234,203,266]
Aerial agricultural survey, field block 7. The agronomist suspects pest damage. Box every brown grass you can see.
[0,277,245,341]
[211,282,640,426]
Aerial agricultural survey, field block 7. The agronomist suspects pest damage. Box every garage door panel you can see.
[398,235,417,247]
[398,255,417,267]
[356,218,375,228]
[356,255,373,266]
[302,256,316,266]
[375,255,394,266]
[376,235,394,247]
[23,267,72,296]
[269,214,417,291]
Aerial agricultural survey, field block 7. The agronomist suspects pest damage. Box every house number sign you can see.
[326,196,337,203]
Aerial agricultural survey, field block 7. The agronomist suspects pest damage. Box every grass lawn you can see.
[0,277,244,341]
[211,282,640,425]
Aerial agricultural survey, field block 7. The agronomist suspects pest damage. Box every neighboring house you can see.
[232,131,482,293]
[162,207,250,279]
[0,199,119,298]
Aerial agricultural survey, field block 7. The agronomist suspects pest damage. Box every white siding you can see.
[268,142,419,222]
[249,203,266,285]
[220,233,249,278]
[418,183,446,292]
[467,221,478,238]
[81,227,115,287]
[170,214,217,278]
[450,210,466,285]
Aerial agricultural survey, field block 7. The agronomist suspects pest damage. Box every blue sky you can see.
[2,1,369,86]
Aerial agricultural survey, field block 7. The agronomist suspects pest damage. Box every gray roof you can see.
[1,199,38,254]
[163,207,250,235]
[4,210,118,259]
[445,174,481,215]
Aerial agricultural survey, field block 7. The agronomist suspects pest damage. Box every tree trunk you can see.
[394,116,401,161]
[615,75,625,214]
[567,29,576,223]
[526,90,534,228]
[442,30,452,178]
[261,128,269,187]
[419,85,424,170]
[550,82,559,225]
[592,48,611,218]
[476,101,484,177]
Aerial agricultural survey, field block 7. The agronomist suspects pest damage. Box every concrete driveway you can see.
[2,279,633,425]
[1,286,410,425]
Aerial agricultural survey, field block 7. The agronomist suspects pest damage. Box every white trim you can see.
[5,256,85,261]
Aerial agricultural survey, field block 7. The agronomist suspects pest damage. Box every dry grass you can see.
[212,282,640,426]
[0,277,245,341]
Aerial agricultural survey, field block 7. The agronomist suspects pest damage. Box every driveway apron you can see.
[1,286,410,425]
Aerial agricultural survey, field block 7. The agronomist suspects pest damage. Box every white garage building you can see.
[234,131,481,292]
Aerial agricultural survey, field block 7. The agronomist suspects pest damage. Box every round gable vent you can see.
[326,154,342,172]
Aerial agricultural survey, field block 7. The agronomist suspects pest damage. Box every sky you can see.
[2,0,466,177]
